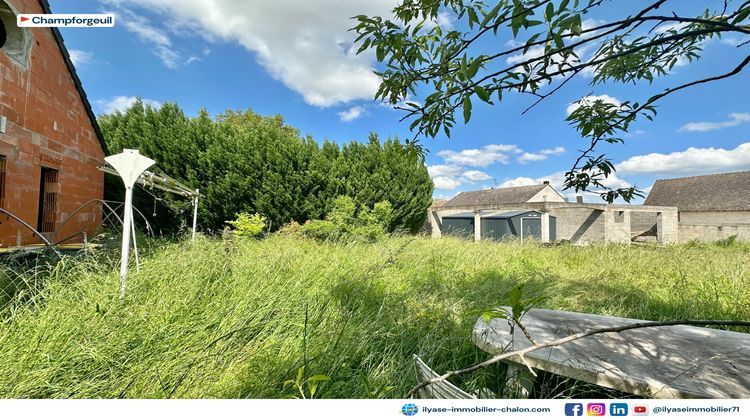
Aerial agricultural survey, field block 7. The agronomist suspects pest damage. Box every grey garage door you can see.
[443,218,474,239]
[521,217,541,239]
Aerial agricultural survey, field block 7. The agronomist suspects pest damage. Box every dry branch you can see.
[405,319,750,398]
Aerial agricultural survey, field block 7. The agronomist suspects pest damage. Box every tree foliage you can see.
[300,196,394,242]
[353,0,750,202]
[98,100,433,235]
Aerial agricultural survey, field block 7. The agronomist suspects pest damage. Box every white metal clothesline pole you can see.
[131,212,140,272]
[105,149,155,301]
[192,189,199,241]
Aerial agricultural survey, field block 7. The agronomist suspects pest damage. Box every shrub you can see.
[299,219,340,241]
[300,196,392,242]
[715,235,738,247]
[277,221,303,236]
[226,213,267,238]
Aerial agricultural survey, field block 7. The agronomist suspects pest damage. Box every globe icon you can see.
[401,403,418,416]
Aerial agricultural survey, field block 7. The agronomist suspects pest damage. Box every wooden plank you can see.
[472,308,750,398]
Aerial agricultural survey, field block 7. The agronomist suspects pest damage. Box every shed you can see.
[481,210,556,241]
[440,210,557,241]
[441,212,475,239]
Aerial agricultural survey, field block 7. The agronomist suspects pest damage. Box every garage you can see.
[441,212,475,239]
[481,211,556,241]
[440,210,556,241]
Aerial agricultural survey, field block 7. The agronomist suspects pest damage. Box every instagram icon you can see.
[587,403,606,416]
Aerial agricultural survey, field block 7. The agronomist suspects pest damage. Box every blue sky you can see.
[51,0,750,202]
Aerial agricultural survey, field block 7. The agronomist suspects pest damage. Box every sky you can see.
[50,0,750,203]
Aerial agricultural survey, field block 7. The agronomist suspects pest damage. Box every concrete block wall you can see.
[604,209,631,244]
[679,223,750,243]
[656,209,679,244]
[0,0,105,246]
[631,211,657,236]
[549,207,605,244]
[679,211,750,224]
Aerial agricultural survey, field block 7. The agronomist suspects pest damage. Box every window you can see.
[0,155,6,208]
[0,15,7,48]
[37,167,59,233]
[0,0,31,66]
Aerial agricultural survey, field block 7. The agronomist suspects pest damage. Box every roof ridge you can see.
[38,0,109,155]
[653,170,750,183]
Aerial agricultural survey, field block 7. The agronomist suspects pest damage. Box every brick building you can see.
[0,0,106,247]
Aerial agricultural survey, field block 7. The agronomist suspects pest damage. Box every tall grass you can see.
[0,236,748,398]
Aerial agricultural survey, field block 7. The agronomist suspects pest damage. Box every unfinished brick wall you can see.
[0,0,105,247]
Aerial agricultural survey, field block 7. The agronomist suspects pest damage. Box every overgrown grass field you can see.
[1,236,748,398]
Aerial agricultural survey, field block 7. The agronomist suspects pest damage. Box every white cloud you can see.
[69,50,94,67]
[499,176,537,188]
[421,11,454,31]
[432,176,461,190]
[115,7,180,68]
[338,106,365,122]
[438,144,521,167]
[462,170,492,182]
[108,0,395,107]
[654,22,689,34]
[516,146,565,164]
[517,152,547,163]
[678,112,750,132]
[428,165,491,190]
[500,171,633,203]
[540,146,565,155]
[617,142,750,176]
[566,94,621,115]
[720,37,744,47]
[427,164,463,177]
[96,96,162,114]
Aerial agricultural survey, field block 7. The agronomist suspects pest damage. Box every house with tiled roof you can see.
[644,171,750,242]
[1,0,107,247]
[645,171,750,223]
[443,182,565,208]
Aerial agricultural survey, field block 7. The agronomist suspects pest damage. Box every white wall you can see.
[528,185,566,203]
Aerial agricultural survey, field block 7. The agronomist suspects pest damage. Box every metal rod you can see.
[0,207,62,257]
[192,189,199,241]
[120,187,134,300]
[131,209,140,273]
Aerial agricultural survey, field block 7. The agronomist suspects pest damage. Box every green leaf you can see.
[463,96,473,123]
[475,85,491,102]
[545,2,555,21]
[481,2,504,27]
[733,5,750,24]
[524,33,542,53]
[468,7,478,29]
[467,58,481,79]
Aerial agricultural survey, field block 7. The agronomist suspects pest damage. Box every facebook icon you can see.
[564,403,583,416]
[610,403,629,416]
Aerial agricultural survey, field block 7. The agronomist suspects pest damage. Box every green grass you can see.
[0,235,748,398]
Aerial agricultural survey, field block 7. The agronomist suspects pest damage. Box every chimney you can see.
[576,195,583,204]
[543,180,549,185]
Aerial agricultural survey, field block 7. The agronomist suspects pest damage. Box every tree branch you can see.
[565,53,750,184]
[405,318,750,398]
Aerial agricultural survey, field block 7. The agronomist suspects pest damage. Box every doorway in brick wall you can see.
[37,167,59,234]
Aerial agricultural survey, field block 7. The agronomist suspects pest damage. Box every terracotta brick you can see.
[0,0,105,247]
